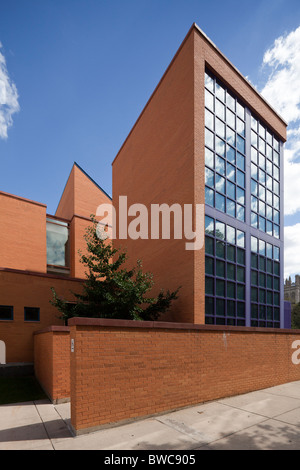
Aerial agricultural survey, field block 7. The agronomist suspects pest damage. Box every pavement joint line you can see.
[259,390,300,401]
[155,412,272,449]
[34,400,55,450]
[154,417,201,444]
[198,417,272,449]
[214,399,283,420]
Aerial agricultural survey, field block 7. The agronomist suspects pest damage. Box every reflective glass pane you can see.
[215,193,225,212]
[205,216,214,235]
[47,221,70,267]
[205,187,214,206]
[205,167,214,187]
[205,147,214,168]
[215,174,226,194]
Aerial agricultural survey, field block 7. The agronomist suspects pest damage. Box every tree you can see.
[292,303,300,329]
[51,216,180,322]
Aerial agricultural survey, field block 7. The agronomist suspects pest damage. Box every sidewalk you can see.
[1,381,300,450]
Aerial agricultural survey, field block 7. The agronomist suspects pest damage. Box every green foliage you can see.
[51,216,180,322]
[292,302,300,329]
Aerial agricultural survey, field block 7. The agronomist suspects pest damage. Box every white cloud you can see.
[0,43,20,139]
[257,26,300,279]
[260,26,300,217]
[261,26,300,123]
[284,224,300,279]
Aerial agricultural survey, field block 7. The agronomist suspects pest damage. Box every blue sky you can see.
[1,0,300,278]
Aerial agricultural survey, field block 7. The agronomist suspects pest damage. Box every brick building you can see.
[112,23,287,328]
[0,162,111,363]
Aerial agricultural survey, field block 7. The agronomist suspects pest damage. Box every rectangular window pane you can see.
[0,305,13,321]
[24,307,40,322]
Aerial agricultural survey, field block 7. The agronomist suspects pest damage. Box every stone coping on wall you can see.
[34,326,70,335]
[67,317,300,335]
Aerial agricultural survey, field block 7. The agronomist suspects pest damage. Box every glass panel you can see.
[205,216,214,235]
[205,236,214,255]
[216,240,225,259]
[251,270,258,285]
[205,109,214,130]
[227,127,235,147]
[237,284,245,300]
[216,82,225,101]
[205,89,214,111]
[251,253,258,269]
[216,118,225,139]
[216,299,225,316]
[205,296,214,315]
[215,193,225,212]
[205,147,214,168]
[227,145,235,164]
[227,181,235,199]
[237,266,245,283]
[216,137,225,157]
[237,248,245,265]
[47,221,70,267]
[237,230,245,248]
[216,279,225,297]
[215,99,225,120]
[205,128,214,149]
[205,277,214,295]
[216,156,225,175]
[237,302,245,317]
[205,256,214,275]
[237,152,245,171]
[227,162,235,182]
[205,72,214,92]
[227,245,235,262]
[227,226,236,245]
[216,221,225,240]
[227,282,236,299]
[205,167,214,187]
[226,199,236,217]
[216,260,225,278]
[205,187,214,206]
[227,300,236,317]
[251,304,258,319]
[227,263,235,280]
[216,174,226,193]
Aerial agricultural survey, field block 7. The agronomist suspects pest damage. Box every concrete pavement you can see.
[1,381,300,450]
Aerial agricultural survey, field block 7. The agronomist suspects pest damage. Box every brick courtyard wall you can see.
[68,318,300,435]
[34,326,70,403]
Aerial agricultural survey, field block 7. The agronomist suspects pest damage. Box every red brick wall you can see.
[0,269,83,363]
[0,192,47,273]
[112,26,287,326]
[34,326,70,403]
[68,318,300,434]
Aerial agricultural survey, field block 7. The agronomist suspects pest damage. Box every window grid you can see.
[205,70,246,222]
[250,115,280,238]
[205,216,246,326]
[250,236,280,328]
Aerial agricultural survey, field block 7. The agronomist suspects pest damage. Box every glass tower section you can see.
[204,69,284,328]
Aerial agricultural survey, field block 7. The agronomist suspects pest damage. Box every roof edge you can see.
[193,23,288,128]
[74,162,112,201]
[111,23,287,168]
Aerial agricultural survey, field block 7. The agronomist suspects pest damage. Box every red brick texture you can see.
[68,318,300,435]
[0,269,83,363]
[112,25,287,326]
[34,326,70,403]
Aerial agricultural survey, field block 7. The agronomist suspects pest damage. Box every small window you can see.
[24,307,40,322]
[0,306,13,321]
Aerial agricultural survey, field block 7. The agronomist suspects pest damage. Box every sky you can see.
[1,0,300,279]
